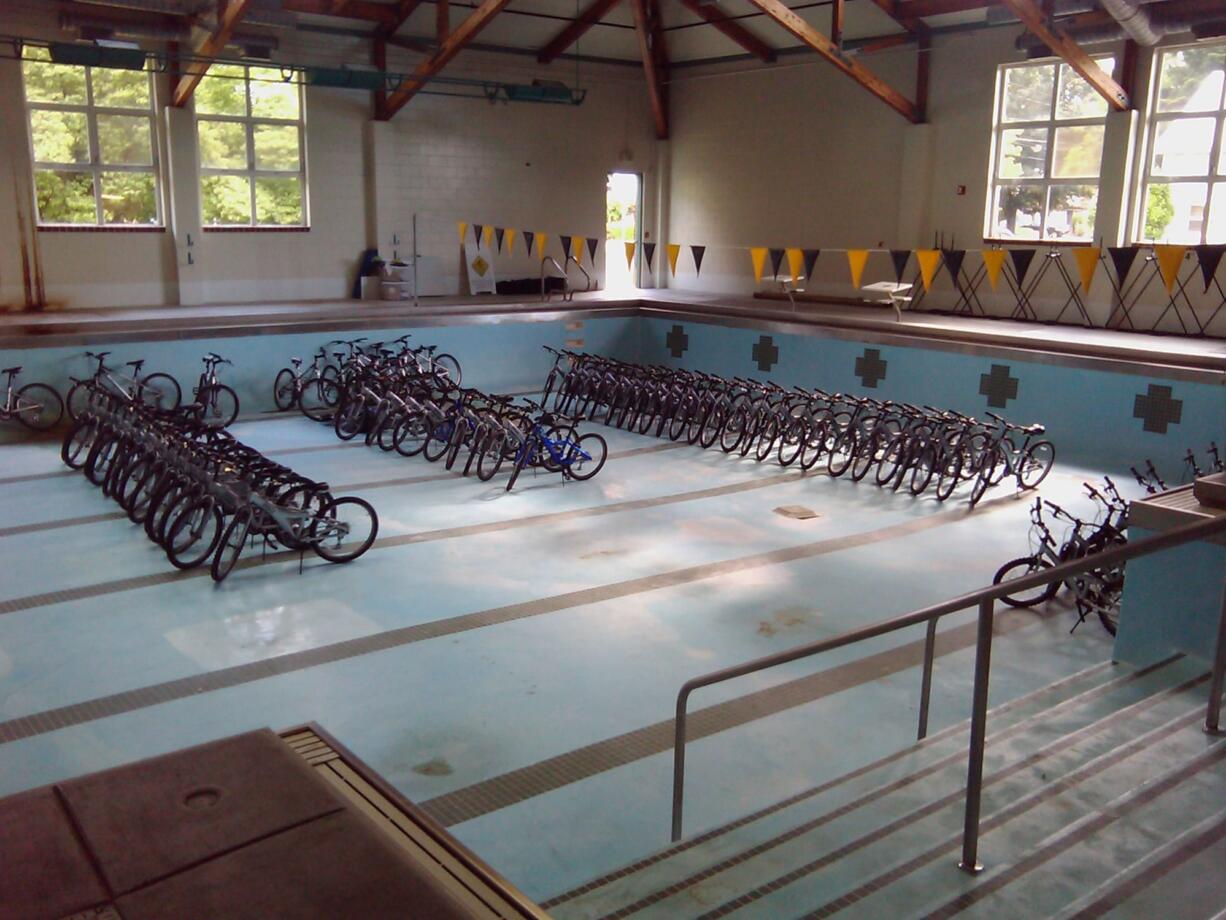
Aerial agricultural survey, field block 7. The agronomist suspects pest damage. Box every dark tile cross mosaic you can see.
[665,324,689,358]
[1133,384,1183,434]
[979,364,1019,409]
[855,348,888,388]
[752,335,780,372]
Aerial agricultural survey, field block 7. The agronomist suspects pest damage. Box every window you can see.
[195,65,307,227]
[986,56,1115,243]
[21,48,161,226]
[1137,42,1226,245]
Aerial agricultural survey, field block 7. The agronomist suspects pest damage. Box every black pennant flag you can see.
[494,228,505,252]
[561,236,573,259]
[691,245,706,276]
[1195,244,1225,292]
[1010,248,1037,286]
[1107,246,1139,285]
[803,249,820,280]
[586,237,599,263]
[473,224,484,245]
[942,249,966,284]
[890,249,911,283]
[768,248,785,278]
[643,242,657,270]
[523,231,536,257]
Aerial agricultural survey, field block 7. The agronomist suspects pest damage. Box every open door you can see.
[606,171,642,292]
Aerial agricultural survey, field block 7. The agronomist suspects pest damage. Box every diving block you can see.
[861,281,912,322]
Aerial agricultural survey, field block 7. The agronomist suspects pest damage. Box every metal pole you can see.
[1205,578,1226,736]
[411,212,419,307]
[918,617,938,740]
[671,691,690,842]
[959,598,994,874]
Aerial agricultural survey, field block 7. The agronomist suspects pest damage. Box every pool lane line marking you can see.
[0,491,1023,748]
[0,442,688,539]
[0,469,76,486]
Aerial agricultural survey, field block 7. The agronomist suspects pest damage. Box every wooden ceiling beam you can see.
[678,0,776,63]
[999,0,1130,109]
[537,0,624,64]
[171,0,254,107]
[746,0,922,122]
[377,0,511,119]
[631,0,669,139]
[831,0,844,45]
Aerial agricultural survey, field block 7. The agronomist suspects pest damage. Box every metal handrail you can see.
[567,255,594,296]
[541,256,569,303]
[670,511,1226,872]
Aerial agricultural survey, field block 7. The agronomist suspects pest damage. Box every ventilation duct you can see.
[1097,0,1161,45]
[1016,1,1218,49]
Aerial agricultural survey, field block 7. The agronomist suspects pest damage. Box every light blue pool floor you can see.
[0,416,1129,902]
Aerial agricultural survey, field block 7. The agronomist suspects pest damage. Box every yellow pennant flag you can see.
[482,225,494,247]
[1072,247,1101,293]
[846,249,870,289]
[457,221,468,246]
[981,250,1006,291]
[504,228,517,255]
[666,243,681,276]
[750,247,769,282]
[786,248,804,281]
[571,236,583,264]
[537,233,549,258]
[625,241,636,269]
[1154,244,1187,294]
[916,249,941,292]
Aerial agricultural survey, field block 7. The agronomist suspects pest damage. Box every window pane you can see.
[195,65,247,116]
[1053,125,1105,178]
[1209,184,1226,244]
[100,171,157,224]
[201,174,252,225]
[34,170,95,223]
[1151,117,1215,177]
[29,109,90,164]
[253,124,300,170]
[248,69,300,119]
[998,127,1047,178]
[197,120,247,168]
[1046,185,1097,241]
[1143,182,1208,243]
[1055,59,1114,119]
[22,57,87,105]
[992,185,1044,239]
[255,176,303,225]
[97,114,153,165]
[1003,65,1053,122]
[92,67,150,109]
[1156,47,1226,113]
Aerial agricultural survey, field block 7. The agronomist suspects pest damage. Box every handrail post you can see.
[671,690,691,842]
[959,597,994,874]
[1205,578,1226,736]
[918,617,939,740]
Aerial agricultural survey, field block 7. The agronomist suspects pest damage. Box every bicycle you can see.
[968,412,1055,507]
[0,366,63,432]
[273,348,333,412]
[502,405,608,492]
[66,351,181,420]
[191,353,240,428]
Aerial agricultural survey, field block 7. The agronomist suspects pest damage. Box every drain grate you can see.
[774,505,819,520]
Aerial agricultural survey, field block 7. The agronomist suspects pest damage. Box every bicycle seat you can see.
[290,357,302,366]
[2,365,21,376]
[1023,423,1045,435]
[126,359,145,371]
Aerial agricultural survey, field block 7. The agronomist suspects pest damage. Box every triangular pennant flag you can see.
[482,225,494,247]
[1010,248,1036,286]
[847,249,870,289]
[890,249,911,283]
[1072,247,1101,293]
[643,242,656,271]
[473,224,484,245]
[1154,244,1187,295]
[769,248,785,278]
[750,247,768,282]
[505,228,516,255]
[625,241,636,269]
[982,250,1006,291]
[457,221,468,246]
[523,231,535,257]
[916,249,942,292]
[561,235,574,260]
[537,233,549,259]
[692,245,707,276]
[586,237,599,263]
[494,227,505,252]
[786,248,804,281]
[572,237,583,265]
[1195,245,1224,292]
[803,249,820,281]
[942,249,966,285]
[1107,246,1139,285]
[667,243,681,276]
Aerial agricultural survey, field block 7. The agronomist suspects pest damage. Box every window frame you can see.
[984,55,1116,244]
[195,65,309,229]
[1133,40,1226,246]
[21,57,163,228]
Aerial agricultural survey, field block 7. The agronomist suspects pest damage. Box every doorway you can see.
[606,171,642,292]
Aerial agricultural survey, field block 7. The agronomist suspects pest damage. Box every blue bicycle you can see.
[503,406,608,492]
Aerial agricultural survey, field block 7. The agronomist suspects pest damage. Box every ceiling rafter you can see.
[537,0,625,63]
[678,0,776,63]
[631,0,669,139]
[172,0,254,107]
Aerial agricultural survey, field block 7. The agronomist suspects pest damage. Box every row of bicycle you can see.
[540,348,1054,506]
[1131,443,1224,494]
[60,389,377,582]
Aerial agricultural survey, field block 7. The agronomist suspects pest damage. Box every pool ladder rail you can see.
[541,256,594,303]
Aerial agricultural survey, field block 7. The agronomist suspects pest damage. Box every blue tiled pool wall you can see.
[2,314,1221,474]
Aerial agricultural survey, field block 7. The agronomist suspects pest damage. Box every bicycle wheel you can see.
[934,451,963,502]
[300,377,340,422]
[273,369,297,411]
[993,556,1058,607]
[699,405,726,450]
[564,433,608,481]
[84,435,118,486]
[14,383,63,431]
[199,384,240,428]
[65,381,96,421]
[422,420,453,462]
[719,407,747,453]
[333,396,367,440]
[874,433,906,486]
[61,418,97,469]
[165,498,224,570]
[477,431,507,481]
[211,507,252,582]
[754,417,780,462]
[827,430,857,478]
[393,414,430,457]
[309,497,378,563]
[908,445,936,495]
[140,372,181,411]
[433,354,462,387]
[1019,440,1055,490]
[968,449,998,508]
[850,431,881,482]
